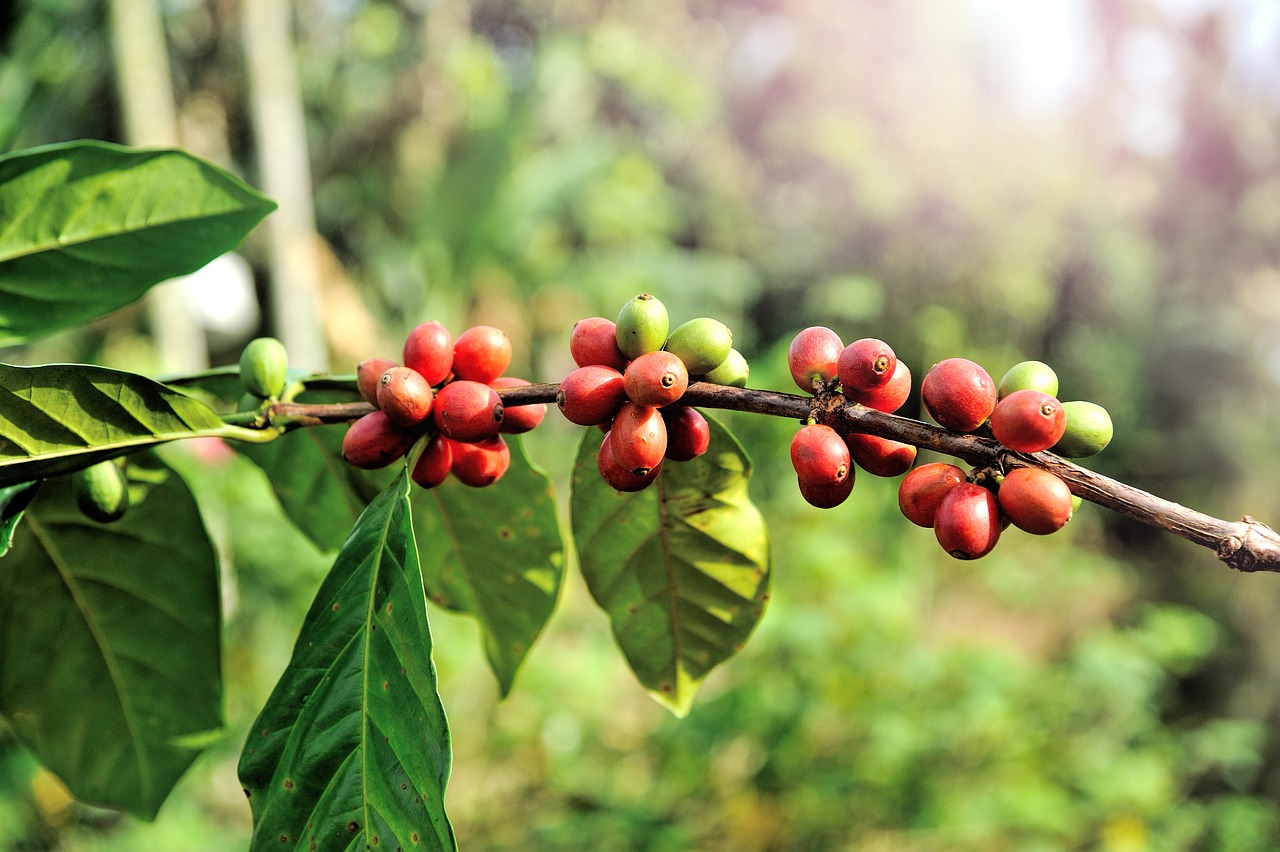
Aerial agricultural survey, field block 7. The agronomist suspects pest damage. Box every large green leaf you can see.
[0,362,241,487]
[0,453,222,819]
[416,436,564,697]
[570,413,772,717]
[0,140,276,344]
[238,471,455,852]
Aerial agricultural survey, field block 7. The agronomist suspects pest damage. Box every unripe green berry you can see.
[703,348,749,388]
[615,294,669,360]
[238,337,289,399]
[73,460,130,523]
[664,317,733,375]
[1052,400,1114,458]
[998,360,1059,399]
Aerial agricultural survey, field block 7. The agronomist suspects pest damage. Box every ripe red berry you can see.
[662,406,710,462]
[790,423,851,485]
[997,467,1073,534]
[570,317,629,371]
[787,326,843,393]
[609,402,668,475]
[447,435,511,487]
[844,361,912,413]
[934,482,1002,559]
[598,432,662,492]
[403,321,454,386]
[341,410,416,470]
[411,434,453,489]
[490,377,547,434]
[431,380,504,443]
[845,432,917,477]
[897,462,967,527]
[357,357,397,406]
[376,366,434,427]
[837,338,896,393]
[797,474,855,509]
[921,358,997,432]
[557,365,627,426]
[990,389,1067,454]
[624,350,689,408]
[452,325,512,384]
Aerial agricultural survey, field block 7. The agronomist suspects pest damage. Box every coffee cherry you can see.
[452,325,512,384]
[934,481,1002,559]
[557,365,627,426]
[403,320,454,386]
[610,402,668,475]
[921,358,997,432]
[664,317,733,375]
[357,357,398,406]
[598,432,662,492]
[837,338,896,394]
[376,366,434,427]
[239,337,289,399]
[797,474,855,509]
[411,434,453,489]
[570,317,629,371]
[845,361,912,413]
[1052,401,1114,458]
[897,462,966,527]
[73,460,130,523]
[990,389,1066,453]
[341,410,416,469]
[787,326,843,393]
[615,293,669,360]
[432,380,504,443]
[997,467,1073,535]
[624,350,689,408]
[662,406,710,461]
[490,377,546,434]
[845,433,917,477]
[703,348,750,388]
[790,423,851,485]
[998,360,1059,399]
[448,435,511,487]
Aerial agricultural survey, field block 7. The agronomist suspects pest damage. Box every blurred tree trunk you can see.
[241,0,329,372]
[108,0,209,372]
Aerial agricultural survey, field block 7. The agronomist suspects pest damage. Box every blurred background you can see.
[3,0,1280,848]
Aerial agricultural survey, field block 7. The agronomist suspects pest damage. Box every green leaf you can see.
[0,480,39,556]
[0,140,276,344]
[0,453,222,819]
[238,471,455,852]
[0,362,232,487]
[416,436,564,697]
[570,413,771,717]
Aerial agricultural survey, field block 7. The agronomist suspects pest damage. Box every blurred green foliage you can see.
[3,0,1280,848]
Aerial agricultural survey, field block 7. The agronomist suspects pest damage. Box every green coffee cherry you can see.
[73,460,130,523]
[239,337,289,399]
[1052,400,1113,458]
[615,294,669,360]
[998,360,1058,399]
[703,347,749,387]
[664,317,733,375]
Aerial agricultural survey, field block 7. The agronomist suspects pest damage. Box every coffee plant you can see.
[2,141,1279,851]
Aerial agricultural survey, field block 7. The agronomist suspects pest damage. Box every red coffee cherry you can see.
[376,366,434,427]
[609,402,668,475]
[356,357,397,406]
[662,406,710,462]
[837,338,897,394]
[845,432,916,478]
[341,410,416,470]
[897,462,967,527]
[990,389,1066,454]
[787,326,843,393]
[598,432,662,492]
[797,473,855,509]
[411,434,453,489]
[790,423,851,485]
[490,377,546,434]
[997,467,1073,534]
[934,482,1002,559]
[447,435,511,487]
[432,380,504,443]
[921,358,998,432]
[844,361,912,413]
[557,365,627,426]
[624,350,689,408]
[452,325,512,384]
[570,316,629,371]
[403,320,454,386]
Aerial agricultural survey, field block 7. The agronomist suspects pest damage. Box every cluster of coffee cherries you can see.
[341,322,546,489]
[785,327,918,508]
[558,293,749,492]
